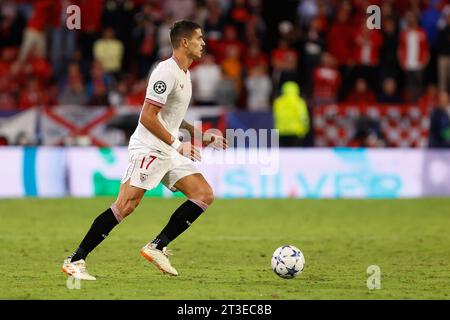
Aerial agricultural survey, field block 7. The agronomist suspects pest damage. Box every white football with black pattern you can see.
[271,245,305,279]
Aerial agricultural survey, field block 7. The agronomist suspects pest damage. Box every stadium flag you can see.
[40,105,125,146]
[0,108,38,145]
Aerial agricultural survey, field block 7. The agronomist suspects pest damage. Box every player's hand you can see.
[177,142,201,161]
[202,133,229,150]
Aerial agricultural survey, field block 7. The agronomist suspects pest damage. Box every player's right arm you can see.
[140,66,200,161]
[140,102,201,161]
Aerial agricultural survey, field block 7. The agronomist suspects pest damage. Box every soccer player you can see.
[62,20,228,280]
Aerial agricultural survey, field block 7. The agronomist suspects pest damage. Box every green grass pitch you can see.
[1,198,449,300]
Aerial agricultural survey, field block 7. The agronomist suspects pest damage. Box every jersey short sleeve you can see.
[145,66,176,107]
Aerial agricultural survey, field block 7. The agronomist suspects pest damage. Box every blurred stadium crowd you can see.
[0,0,450,147]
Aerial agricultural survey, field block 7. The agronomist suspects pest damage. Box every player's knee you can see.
[199,188,214,206]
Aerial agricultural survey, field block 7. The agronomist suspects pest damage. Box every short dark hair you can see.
[170,20,202,48]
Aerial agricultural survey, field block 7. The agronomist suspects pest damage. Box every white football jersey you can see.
[129,57,192,155]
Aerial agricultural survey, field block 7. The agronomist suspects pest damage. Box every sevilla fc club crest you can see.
[140,173,148,182]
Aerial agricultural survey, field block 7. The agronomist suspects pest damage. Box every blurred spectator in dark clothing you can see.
[101,0,134,72]
[436,5,450,93]
[345,78,376,104]
[203,2,226,45]
[429,90,450,148]
[379,1,398,21]
[349,116,386,148]
[271,39,299,93]
[313,52,341,106]
[88,81,109,106]
[132,14,157,78]
[86,60,113,99]
[421,0,442,97]
[78,0,104,63]
[102,0,135,43]
[420,0,442,48]
[379,17,402,84]
[398,11,430,103]
[0,1,27,48]
[353,20,383,93]
[298,17,325,98]
[378,77,403,104]
[15,0,33,19]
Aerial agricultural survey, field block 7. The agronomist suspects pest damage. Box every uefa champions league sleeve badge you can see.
[154,81,167,94]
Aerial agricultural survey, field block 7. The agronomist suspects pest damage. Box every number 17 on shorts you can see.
[123,153,170,190]
[139,155,156,182]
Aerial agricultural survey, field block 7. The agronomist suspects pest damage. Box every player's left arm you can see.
[180,120,229,149]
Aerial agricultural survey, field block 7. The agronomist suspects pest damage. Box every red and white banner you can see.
[40,105,124,146]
